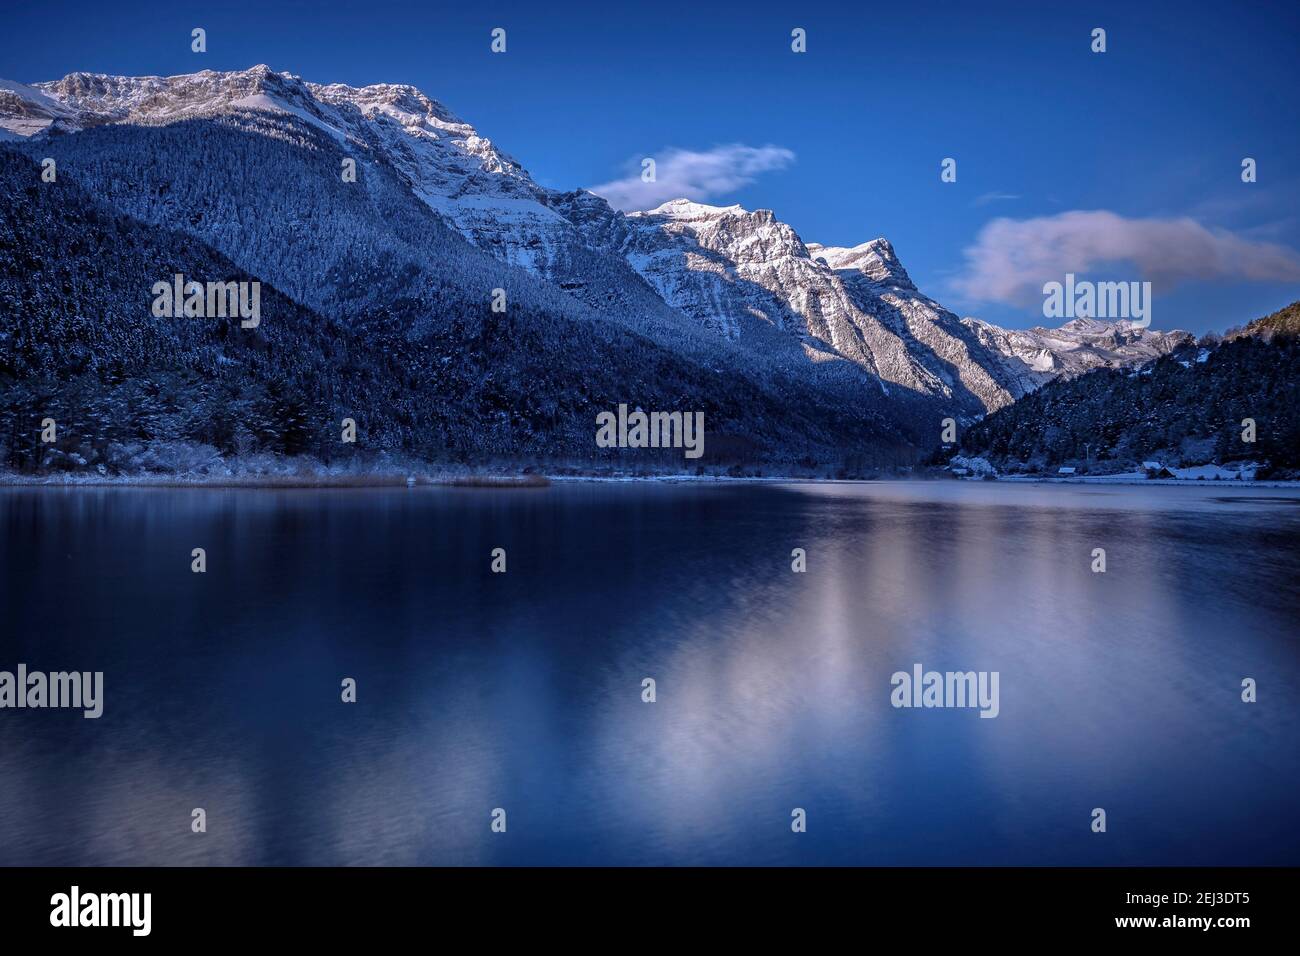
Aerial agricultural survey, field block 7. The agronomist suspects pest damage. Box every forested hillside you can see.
[0,147,912,476]
[949,307,1300,477]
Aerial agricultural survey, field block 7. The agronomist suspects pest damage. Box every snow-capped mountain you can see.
[609,200,1036,414]
[25,66,559,258]
[1,125,906,473]
[807,235,1031,411]
[1,65,1192,422]
[18,67,565,261]
[0,79,85,139]
[961,316,1193,390]
[558,196,945,400]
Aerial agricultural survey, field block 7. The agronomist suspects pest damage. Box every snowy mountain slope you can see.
[23,67,699,346]
[0,144,910,470]
[961,316,1194,390]
[1,64,1193,425]
[11,104,894,449]
[615,200,954,403]
[607,199,1192,415]
[2,67,922,434]
[809,238,1024,412]
[808,238,915,287]
[549,194,932,398]
[560,193,1191,416]
[0,78,86,139]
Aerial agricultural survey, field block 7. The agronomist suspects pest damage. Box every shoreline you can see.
[2,472,1298,490]
[0,473,550,490]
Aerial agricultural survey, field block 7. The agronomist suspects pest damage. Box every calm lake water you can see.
[1,481,1297,866]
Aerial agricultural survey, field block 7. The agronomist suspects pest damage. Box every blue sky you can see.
[3,0,1298,334]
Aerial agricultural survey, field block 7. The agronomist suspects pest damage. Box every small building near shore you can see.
[1143,461,1177,478]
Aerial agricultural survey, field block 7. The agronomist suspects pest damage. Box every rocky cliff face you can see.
[961,316,1194,392]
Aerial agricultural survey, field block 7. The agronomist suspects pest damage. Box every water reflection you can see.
[1,482,1297,865]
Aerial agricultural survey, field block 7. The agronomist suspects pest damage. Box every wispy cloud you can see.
[972,192,1021,207]
[589,144,795,211]
[950,210,1300,305]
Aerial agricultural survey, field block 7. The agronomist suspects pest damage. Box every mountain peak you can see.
[11,65,470,141]
[307,77,466,129]
[808,238,915,289]
[639,198,747,219]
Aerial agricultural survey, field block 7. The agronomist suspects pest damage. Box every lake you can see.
[1,480,1297,865]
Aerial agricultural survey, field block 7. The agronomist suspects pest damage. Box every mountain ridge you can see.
[1,64,1197,417]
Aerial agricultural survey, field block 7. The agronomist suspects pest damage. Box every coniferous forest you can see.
[951,304,1300,478]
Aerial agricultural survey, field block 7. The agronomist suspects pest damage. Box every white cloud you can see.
[589,144,795,211]
[951,210,1300,305]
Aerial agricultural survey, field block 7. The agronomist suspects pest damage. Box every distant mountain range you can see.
[0,67,1217,476]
